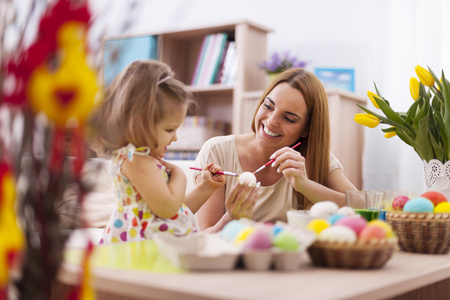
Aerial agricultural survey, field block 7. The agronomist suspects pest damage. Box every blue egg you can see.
[220,220,246,242]
[403,197,434,213]
[328,214,346,225]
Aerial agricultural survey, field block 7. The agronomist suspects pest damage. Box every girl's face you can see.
[152,101,187,159]
[254,82,310,150]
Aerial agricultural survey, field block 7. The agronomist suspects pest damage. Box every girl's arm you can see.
[184,163,225,213]
[122,155,186,218]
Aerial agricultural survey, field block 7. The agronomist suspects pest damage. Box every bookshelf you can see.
[158,21,272,134]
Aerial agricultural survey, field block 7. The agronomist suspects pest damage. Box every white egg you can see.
[309,201,339,218]
[317,225,357,243]
[239,172,257,186]
[337,206,356,216]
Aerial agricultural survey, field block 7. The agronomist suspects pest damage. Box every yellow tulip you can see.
[367,91,381,109]
[409,77,420,100]
[384,131,396,139]
[415,65,435,87]
[354,113,380,128]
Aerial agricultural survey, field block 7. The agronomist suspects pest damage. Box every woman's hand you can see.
[225,179,260,220]
[270,147,309,193]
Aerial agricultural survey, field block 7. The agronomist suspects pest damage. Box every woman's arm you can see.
[196,185,227,231]
[271,147,356,207]
[196,179,260,232]
[122,155,186,218]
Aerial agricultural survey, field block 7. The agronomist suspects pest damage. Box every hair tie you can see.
[157,75,171,85]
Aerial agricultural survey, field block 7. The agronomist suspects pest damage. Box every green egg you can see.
[272,230,299,251]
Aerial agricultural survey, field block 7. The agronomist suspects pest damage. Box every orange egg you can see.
[359,224,387,241]
[368,220,393,238]
[421,191,447,207]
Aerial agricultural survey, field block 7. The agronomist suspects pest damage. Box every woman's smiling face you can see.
[254,82,310,150]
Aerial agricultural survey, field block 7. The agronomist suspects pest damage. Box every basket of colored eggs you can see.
[386,191,450,254]
[304,201,397,269]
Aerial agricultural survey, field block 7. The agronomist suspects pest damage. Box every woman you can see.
[193,68,357,232]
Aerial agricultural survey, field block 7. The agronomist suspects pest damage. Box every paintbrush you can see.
[189,167,239,177]
[253,141,302,174]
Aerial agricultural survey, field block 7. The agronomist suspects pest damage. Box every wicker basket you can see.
[386,212,450,254]
[307,239,397,269]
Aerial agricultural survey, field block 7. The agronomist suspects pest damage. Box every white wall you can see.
[24,0,446,194]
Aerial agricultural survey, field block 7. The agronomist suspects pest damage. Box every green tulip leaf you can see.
[374,96,410,126]
[381,127,396,133]
[428,67,443,91]
[432,112,448,158]
[407,99,421,120]
[373,82,384,99]
[357,104,415,143]
[429,130,444,162]
[414,113,434,162]
[431,95,442,113]
[396,130,414,147]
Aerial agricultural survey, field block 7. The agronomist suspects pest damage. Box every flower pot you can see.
[266,73,280,85]
[423,159,450,201]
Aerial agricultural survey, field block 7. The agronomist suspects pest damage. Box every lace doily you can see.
[423,159,450,190]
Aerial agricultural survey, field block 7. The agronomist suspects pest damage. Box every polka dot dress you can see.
[99,144,199,245]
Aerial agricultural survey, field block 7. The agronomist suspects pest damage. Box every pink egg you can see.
[334,216,367,235]
[244,228,272,250]
[392,195,410,211]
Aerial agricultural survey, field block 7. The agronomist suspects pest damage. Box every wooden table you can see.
[55,239,450,300]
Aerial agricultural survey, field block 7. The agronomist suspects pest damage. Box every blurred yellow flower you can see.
[384,131,396,139]
[367,91,381,109]
[409,77,420,100]
[415,65,435,87]
[354,113,380,128]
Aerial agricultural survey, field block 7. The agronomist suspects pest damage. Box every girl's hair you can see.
[91,60,194,155]
[250,68,330,209]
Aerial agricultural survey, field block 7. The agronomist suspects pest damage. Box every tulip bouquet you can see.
[355,65,450,164]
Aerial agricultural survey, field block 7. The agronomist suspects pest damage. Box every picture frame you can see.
[314,68,355,92]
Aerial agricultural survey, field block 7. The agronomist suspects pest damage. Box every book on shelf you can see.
[208,33,228,85]
[190,32,235,87]
[212,40,230,84]
[196,34,219,87]
[190,35,210,86]
[103,35,158,86]
[220,41,237,85]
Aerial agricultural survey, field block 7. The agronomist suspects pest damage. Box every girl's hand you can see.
[270,147,309,193]
[225,179,260,220]
[199,163,226,191]
[159,159,183,178]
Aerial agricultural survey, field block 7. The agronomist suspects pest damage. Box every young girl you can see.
[92,60,225,244]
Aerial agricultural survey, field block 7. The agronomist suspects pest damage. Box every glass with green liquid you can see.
[354,209,387,222]
[346,190,385,221]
